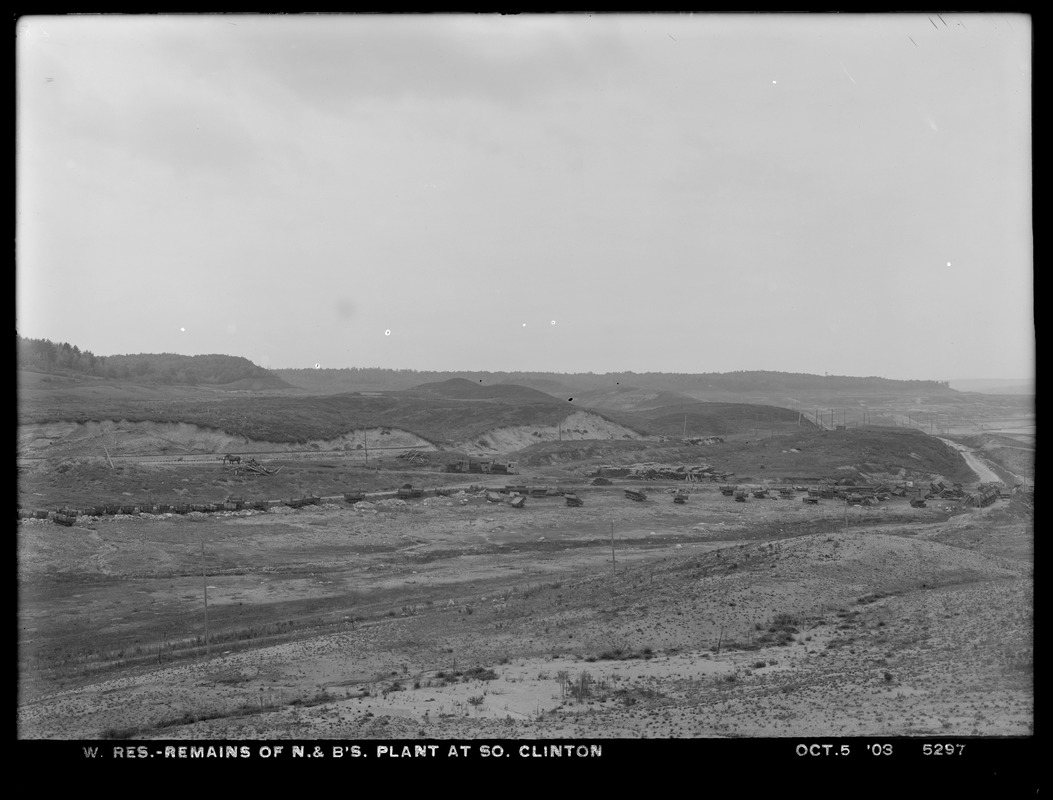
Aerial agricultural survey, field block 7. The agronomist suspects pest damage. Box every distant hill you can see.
[599,400,814,438]
[16,335,291,389]
[405,378,564,404]
[98,353,292,389]
[947,379,1035,395]
[274,367,953,397]
[568,385,700,412]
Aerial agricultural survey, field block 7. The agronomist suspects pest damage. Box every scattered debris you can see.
[596,463,730,482]
[226,458,282,476]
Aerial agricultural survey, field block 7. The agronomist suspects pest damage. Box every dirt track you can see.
[938,438,1013,484]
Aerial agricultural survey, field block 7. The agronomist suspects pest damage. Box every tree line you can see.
[16,334,284,386]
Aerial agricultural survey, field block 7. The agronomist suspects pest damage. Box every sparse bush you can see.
[464,666,498,681]
[569,671,593,700]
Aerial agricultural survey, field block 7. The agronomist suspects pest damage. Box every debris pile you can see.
[595,463,731,482]
[395,451,430,465]
[446,458,518,475]
[225,458,282,476]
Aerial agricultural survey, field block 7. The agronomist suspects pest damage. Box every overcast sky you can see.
[16,13,1033,380]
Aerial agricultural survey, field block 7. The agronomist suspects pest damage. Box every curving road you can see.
[938,438,1005,484]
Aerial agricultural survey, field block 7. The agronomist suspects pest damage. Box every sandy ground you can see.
[17,412,649,463]
[17,481,1032,741]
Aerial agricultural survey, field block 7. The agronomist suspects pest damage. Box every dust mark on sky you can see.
[839,62,857,85]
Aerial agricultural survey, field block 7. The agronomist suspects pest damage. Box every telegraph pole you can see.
[202,540,210,659]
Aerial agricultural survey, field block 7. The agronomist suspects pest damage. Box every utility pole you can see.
[202,540,210,660]
[364,432,368,464]
[610,522,616,576]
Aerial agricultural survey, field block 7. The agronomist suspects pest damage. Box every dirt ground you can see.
[17,473,1033,741]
